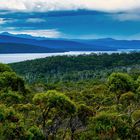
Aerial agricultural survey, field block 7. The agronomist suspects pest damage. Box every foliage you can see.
[0,63,12,73]
[10,52,140,83]
[0,53,140,139]
[88,112,131,140]
[33,90,76,115]
[107,72,135,103]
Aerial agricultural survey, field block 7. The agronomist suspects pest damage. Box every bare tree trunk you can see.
[42,108,50,140]
[63,118,71,140]
[71,131,74,140]
[69,117,75,140]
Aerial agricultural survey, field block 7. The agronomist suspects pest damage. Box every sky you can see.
[0,0,140,39]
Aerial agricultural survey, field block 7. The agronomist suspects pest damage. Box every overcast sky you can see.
[0,0,140,39]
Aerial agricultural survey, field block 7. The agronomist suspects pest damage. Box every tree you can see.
[108,72,135,102]
[136,76,140,87]
[0,91,23,106]
[0,104,29,139]
[131,110,140,138]
[87,112,131,140]
[68,104,93,140]
[120,92,135,106]
[28,126,45,140]
[0,71,25,92]
[33,90,76,139]
[0,63,12,73]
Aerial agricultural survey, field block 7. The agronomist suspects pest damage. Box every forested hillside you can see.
[11,52,140,83]
[1,59,140,139]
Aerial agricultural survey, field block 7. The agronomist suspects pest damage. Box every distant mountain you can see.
[0,32,140,53]
[76,38,140,50]
[0,43,61,53]
[1,32,46,40]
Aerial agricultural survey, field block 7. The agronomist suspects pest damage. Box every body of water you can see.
[0,50,140,64]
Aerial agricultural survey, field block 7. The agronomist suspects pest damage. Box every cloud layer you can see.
[0,1,140,39]
[0,0,140,12]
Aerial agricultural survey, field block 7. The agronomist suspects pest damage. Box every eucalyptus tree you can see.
[0,63,12,73]
[108,72,135,103]
[33,90,76,139]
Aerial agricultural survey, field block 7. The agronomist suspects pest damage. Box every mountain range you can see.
[0,32,140,53]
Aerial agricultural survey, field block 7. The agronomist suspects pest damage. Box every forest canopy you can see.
[1,52,140,139]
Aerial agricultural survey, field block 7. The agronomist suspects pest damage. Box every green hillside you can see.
[11,52,140,83]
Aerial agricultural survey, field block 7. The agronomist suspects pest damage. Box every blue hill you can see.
[0,32,140,53]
